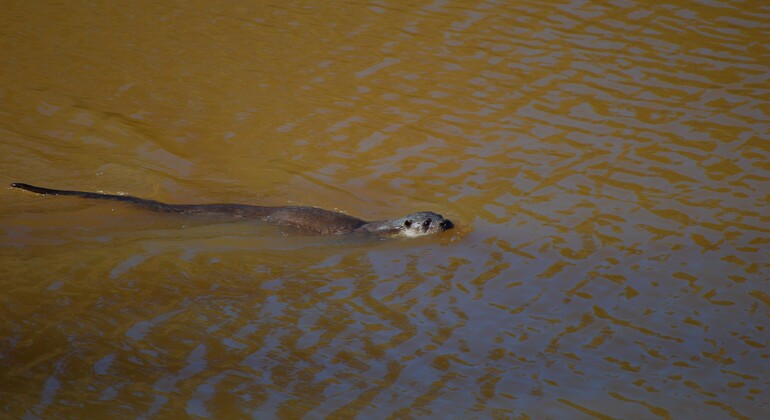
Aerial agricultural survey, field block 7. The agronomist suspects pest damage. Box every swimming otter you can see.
[11,183,453,237]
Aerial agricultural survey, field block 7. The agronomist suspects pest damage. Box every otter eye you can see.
[423,219,432,228]
[404,220,412,227]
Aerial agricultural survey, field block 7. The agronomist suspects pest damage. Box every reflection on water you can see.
[1,0,768,418]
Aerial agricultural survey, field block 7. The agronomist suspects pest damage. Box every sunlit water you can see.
[1,1,768,418]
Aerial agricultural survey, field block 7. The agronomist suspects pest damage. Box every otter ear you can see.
[404,220,412,227]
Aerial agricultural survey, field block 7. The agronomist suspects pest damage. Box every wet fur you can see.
[11,183,452,237]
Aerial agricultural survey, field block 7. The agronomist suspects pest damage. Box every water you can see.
[1,0,768,418]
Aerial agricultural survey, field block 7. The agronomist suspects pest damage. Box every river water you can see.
[1,1,768,418]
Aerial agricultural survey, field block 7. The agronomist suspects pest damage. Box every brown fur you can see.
[11,183,453,237]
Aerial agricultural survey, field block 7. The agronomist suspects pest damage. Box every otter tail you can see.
[11,182,180,213]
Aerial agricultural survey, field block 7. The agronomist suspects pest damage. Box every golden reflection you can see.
[2,0,769,418]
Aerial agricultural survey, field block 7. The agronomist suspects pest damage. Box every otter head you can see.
[396,211,454,237]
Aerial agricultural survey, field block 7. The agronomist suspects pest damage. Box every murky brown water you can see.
[2,0,768,418]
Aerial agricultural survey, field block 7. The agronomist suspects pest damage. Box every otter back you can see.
[11,182,453,237]
[12,183,366,235]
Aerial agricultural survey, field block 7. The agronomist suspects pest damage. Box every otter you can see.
[11,183,453,237]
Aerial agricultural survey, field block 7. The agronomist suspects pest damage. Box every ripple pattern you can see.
[1,0,768,418]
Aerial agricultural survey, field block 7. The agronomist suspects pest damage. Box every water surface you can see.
[1,1,768,418]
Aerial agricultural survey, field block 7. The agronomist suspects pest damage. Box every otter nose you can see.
[439,220,454,230]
